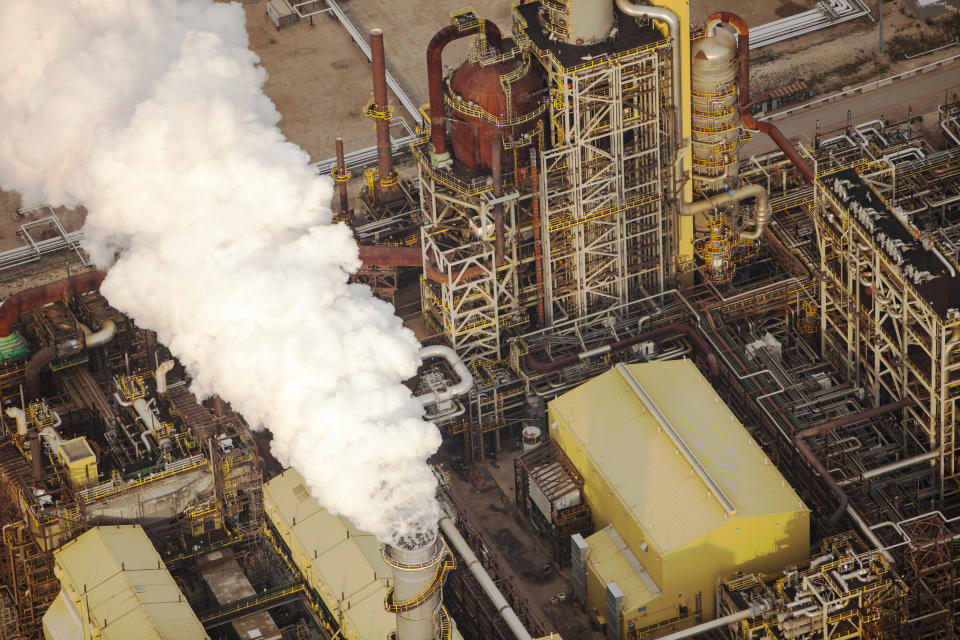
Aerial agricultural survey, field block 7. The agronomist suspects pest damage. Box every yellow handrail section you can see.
[383,546,455,613]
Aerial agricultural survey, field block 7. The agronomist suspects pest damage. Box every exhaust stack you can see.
[369,28,399,204]
[383,534,453,640]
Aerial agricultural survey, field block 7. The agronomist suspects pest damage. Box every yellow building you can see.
[263,469,464,640]
[42,525,207,640]
[550,360,809,638]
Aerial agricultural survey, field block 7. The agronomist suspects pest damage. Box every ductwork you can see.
[679,183,771,241]
[0,270,106,338]
[80,319,117,349]
[5,407,26,436]
[358,240,499,284]
[427,20,503,165]
[415,345,474,410]
[155,359,175,395]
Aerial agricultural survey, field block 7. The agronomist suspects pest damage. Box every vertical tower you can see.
[513,2,671,324]
[383,535,455,640]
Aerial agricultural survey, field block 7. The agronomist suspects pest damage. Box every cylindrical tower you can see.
[446,46,545,171]
[383,535,453,640]
[539,0,615,47]
[690,26,739,194]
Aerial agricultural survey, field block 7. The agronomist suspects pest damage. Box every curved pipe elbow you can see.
[155,359,175,395]
[416,345,474,409]
[83,319,117,349]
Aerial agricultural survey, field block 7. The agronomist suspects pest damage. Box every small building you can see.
[550,360,809,638]
[42,525,208,640]
[264,468,466,640]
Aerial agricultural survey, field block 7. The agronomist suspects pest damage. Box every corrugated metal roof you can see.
[550,359,808,553]
[584,526,656,612]
[53,525,207,640]
[263,469,395,640]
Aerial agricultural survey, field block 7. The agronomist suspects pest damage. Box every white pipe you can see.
[5,407,26,436]
[932,247,956,278]
[675,183,772,241]
[155,359,175,395]
[79,319,116,349]
[40,426,61,448]
[656,603,765,640]
[415,345,474,409]
[438,514,533,640]
[838,451,940,486]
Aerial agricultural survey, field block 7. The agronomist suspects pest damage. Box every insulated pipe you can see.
[427,21,503,164]
[795,398,913,439]
[5,408,26,436]
[155,360,175,395]
[438,514,533,640]
[615,0,681,148]
[0,270,106,338]
[81,319,117,349]
[838,451,940,486]
[357,243,496,283]
[491,137,505,267]
[795,436,848,527]
[525,323,720,376]
[653,602,765,640]
[677,183,771,241]
[370,29,398,202]
[416,345,474,409]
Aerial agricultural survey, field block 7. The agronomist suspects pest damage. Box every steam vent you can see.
[0,0,959,639]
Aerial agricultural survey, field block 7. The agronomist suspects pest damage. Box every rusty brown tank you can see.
[445,48,545,172]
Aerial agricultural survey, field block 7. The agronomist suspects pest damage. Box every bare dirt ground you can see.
[748,1,960,97]
[691,0,820,25]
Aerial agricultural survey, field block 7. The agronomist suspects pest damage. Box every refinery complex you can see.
[1,0,960,639]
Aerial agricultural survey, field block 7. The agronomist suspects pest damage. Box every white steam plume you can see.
[0,0,441,545]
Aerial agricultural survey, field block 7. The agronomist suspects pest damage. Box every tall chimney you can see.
[369,28,398,205]
[384,533,449,640]
[333,137,351,219]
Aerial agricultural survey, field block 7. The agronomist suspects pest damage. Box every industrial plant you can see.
[0,0,958,639]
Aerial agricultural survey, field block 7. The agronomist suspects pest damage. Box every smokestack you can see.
[369,28,398,205]
[28,429,42,480]
[384,533,449,640]
[333,137,351,218]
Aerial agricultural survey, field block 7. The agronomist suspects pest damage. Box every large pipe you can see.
[370,29,398,202]
[678,183,771,241]
[795,436,848,527]
[25,346,56,400]
[0,270,106,338]
[416,345,474,409]
[526,323,720,376]
[357,242,498,284]
[5,407,26,436]
[427,21,503,165]
[795,398,912,439]
[741,111,815,184]
[438,514,533,640]
[80,319,117,349]
[656,603,765,640]
[155,359,175,395]
[838,451,940,486]
[491,137,505,267]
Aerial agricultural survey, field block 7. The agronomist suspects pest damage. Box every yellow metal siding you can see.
[550,360,809,637]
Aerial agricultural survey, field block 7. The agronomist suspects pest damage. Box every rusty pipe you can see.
[334,137,350,215]
[427,20,503,165]
[357,245,487,283]
[0,270,106,338]
[26,346,56,400]
[794,437,848,527]
[525,323,719,376]
[705,12,750,108]
[704,12,815,184]
[795,398,913,439]
[492,137,505,268]
[370,29,398,203]
[28,429,42,481]
[530,157,545,325]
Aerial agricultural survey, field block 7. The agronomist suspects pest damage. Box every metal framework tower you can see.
[514,5,670,324]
